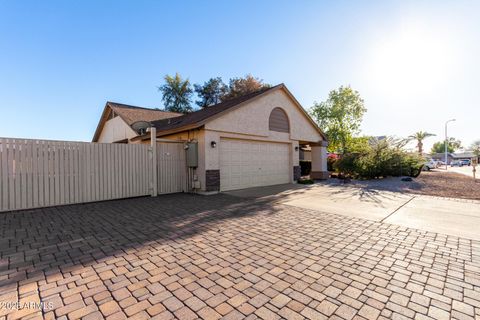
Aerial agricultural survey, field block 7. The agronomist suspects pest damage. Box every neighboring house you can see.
[452,151,479,163]
[93,84,329,192]
[431,152,478,164]
[92,102,182,143]
[431,153,454,164]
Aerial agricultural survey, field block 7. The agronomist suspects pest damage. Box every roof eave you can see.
[130,123,204,142]
[92,103,111,142]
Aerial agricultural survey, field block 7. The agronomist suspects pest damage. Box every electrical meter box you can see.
[186,142,198,168]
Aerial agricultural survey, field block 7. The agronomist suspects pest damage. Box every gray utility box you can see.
[186,142,198,168]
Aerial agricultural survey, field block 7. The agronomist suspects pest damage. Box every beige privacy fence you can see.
[0,137,187,212]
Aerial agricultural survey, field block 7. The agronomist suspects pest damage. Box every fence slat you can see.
[103,143,108,199]
[116,144,121,199]
[99,143,103,199]
[20,140,26,209]
[80,143,86,202]
[117,145,122,198]
[59,142,65,205]
[130,144,135,196]
[125,145,130,197]
[138,145,143,195]
[32,140,38,208]
[13,139,21,209]
[110,143,114,199]
[86,143,91,202]
[110,143,115,199]
[54,141,60,205]
[0,139,7,211]
[25,140,33,209]
[64,142,70,204]
[7,139,14,210]
[42,141,50,207]
[94,143,99,201]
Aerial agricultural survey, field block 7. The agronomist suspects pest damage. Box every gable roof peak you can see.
[92,101,183,142]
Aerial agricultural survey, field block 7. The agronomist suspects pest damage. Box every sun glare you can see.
[367,21,459,97]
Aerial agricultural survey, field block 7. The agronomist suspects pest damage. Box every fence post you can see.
[150,127,158,197]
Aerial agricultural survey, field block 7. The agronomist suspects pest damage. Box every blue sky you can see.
[0,1,478,150]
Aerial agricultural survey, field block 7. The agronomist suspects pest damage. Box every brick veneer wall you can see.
[293,166,301,181]
[206,170,220,191]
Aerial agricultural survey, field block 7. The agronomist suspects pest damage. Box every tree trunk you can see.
[418,140,423,155]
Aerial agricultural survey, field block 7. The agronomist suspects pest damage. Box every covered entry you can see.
[219,138,290,191]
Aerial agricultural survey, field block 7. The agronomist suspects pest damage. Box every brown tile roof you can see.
[150,85,279,134]
[107,102,182,125]
[92,102,182,142]
[97,83,327,142]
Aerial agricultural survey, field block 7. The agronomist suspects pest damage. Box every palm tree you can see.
[409,131,436,155]
[158,73,193,113]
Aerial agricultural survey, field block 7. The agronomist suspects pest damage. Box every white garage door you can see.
[220,139,290,191]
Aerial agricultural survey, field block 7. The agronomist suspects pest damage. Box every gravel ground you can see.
[326,170,480,200]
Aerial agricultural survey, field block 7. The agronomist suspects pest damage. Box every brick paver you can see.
[0,193,479,319]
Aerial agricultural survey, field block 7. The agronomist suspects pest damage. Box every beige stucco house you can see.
[93,84,329,192]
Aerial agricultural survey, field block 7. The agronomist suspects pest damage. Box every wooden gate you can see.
[156,142,188,194]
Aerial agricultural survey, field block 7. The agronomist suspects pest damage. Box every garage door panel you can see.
[220,138,290,191]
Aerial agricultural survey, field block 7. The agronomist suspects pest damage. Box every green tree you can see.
[431,137,462,153]
[310,86,367,154]
[470,140,480,156]
[408,131,435,155]
[221,74,270,101]
[346,136,370,153]
[158,73,193,113]
[194,77,228,108]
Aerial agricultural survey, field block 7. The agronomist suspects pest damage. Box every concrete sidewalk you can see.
[384,195,480,240]
[227,183,480,240]
[447,165,479,179]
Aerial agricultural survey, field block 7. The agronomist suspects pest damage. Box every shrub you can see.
[298,178,314,184]
[299,160,311,176]
[333,153,358,176]
[334,138,424,179]
[327,157,337,172]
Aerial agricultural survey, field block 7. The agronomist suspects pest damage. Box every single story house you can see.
[93,84,329,192]
[431,152,479,164]
[451,151,479,163]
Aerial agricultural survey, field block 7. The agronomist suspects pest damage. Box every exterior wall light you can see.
[211,141,217,148]
[295,146,299,151]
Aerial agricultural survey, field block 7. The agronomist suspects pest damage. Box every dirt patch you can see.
[325,170,480,200]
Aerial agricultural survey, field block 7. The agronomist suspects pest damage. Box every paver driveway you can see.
[0,193,479,319]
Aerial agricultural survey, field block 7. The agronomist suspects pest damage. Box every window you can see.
[268,107,290,133]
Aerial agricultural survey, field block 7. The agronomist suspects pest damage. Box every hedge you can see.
[333,140,424,179]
